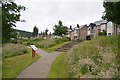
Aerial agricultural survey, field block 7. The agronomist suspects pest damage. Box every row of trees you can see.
[32,20,68,38]
[1,0,68,42]
[32,26,49,38]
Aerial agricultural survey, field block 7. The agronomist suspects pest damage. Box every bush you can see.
[98,30,107,36]
[23,38,44,46]
[68,36,118,78]
[55,37,70,44]
[2,43,29,59]
[30,38,44,42]
[30,39,57,48]
[24,37,70,49]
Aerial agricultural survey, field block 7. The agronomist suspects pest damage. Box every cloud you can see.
[15,0,104,33]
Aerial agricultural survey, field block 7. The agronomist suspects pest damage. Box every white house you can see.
[107,21,113,36]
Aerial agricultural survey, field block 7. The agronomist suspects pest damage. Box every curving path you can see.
[17,49,61,78]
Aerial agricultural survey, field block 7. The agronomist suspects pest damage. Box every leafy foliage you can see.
[2,1,25,43]
[68,36,118,78]
[45,29,49,37]
[33,26,39,37]
[77,24,80,28]
[102,2,120,25]
[53,20,68,36]
[98,30,107,36]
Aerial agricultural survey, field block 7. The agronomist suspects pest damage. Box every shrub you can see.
[24,37,70,49]
[2,43,29,59]
[68,36,118,78]
[55,37,70,44]
[98,30,107,36]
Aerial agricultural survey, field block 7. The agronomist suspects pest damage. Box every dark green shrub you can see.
[98,30,107,36]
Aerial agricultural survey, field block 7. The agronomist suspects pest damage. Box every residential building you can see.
[68,20,120,41]
[87,23,97,37]
[68,25,88,40]
[88,20,120,37]
[79,25,88,40]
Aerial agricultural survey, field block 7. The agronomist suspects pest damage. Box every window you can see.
[108,33,111,36]
[107,22,112,27]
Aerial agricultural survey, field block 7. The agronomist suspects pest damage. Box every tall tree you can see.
[33,26,38,37]
[102,1,120,25]
[45,29,49,36]
[53,20,68,36]
[102,1,120,77]
[49,32,51,37]
[58,20,62,26]
[70,25,72,30]
[2,1,25,43]
[77,24,80,28]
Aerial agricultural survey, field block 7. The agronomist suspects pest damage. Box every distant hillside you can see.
[16,29,33,38]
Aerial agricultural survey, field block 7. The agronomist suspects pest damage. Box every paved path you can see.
[17,49,61,78]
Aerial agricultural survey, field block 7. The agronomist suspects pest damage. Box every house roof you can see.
[68,24,88,32]
[94,20,107,26]
[80,25,88,28]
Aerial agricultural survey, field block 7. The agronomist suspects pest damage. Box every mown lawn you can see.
[2,49,40,78]
[48,53,69,78]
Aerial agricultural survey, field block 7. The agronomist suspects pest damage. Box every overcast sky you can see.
[15,0,104,33]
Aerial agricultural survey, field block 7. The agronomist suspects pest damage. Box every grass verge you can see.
[2,49,40,78]
[48,53,69,78]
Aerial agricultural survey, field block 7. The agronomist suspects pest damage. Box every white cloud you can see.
[15,0,104,33]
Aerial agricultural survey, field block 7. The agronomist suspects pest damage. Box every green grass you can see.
[2,49,40,78]
[48,36,119,78]
[0,60,2,78]
[23,37,71,52]
[68,36,118,78]
[48,53,69,78]
[2,43,29,59]
[43,41,70,53]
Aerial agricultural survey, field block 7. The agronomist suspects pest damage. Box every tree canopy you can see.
[69,25,73,30]
[77,24,80,28]
[2,1,25,43]
[33,26,39,37]
[102,1,120,25]
[53,20,68,36]
[45,29,49,36]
